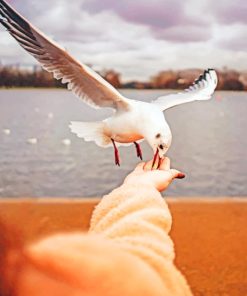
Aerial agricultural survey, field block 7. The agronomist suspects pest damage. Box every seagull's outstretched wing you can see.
[0,0,129,110]
[152,69,218,111]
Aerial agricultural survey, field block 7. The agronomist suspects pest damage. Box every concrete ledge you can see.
[0,198,247,296]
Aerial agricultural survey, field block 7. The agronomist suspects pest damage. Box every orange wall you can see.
[0,198,246,296]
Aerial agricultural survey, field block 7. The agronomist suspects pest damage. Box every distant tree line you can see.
[150,69,247,91]
[0,65,246,90]
[0,66,64,88]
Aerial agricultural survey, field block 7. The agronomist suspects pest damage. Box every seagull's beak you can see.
[158,144,169,158]
[158,151,166,158]
[151,149,160,169]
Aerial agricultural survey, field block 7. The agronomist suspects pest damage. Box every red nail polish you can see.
[177,173,185,179]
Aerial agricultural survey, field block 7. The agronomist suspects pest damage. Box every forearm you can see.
[90,183,172,243]
[89,183,175,271]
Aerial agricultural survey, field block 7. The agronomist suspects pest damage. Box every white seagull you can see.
[0,0,217,167]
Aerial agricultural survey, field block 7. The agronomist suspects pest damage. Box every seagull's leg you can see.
[134,142,143,160]
[111,139,120,166]
[151,149,159,170]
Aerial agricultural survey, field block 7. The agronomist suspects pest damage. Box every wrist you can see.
[122,180,159,192]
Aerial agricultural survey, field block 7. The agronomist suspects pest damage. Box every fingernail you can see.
[177,173,186,179]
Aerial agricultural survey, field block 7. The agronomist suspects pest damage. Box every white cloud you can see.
[0,0,246,81]
[212,23,247,51]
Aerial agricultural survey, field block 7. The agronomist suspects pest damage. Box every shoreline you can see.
[0,87,246,92]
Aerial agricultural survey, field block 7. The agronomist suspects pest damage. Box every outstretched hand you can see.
[124,157,185,192]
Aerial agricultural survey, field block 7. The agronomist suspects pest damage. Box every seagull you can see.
[27,138,38,145]
[3,128,11,135]
[0,0,218,167]
[62,139,72,146]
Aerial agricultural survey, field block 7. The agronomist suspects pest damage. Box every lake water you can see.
[0,89,246,198]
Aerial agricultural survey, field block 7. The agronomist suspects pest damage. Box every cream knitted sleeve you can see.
[89,183,193,296]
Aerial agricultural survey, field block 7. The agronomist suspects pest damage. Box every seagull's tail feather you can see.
[69,121,111,148]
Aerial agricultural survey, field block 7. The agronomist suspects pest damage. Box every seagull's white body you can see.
[105,101,162,141]
[103,100,172,149]
[0,0,218,165]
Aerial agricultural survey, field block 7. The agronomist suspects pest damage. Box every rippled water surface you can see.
[0,89,246,197]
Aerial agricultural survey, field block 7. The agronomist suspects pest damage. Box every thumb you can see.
[170,169,186,180]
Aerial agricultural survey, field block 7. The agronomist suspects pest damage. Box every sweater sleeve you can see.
[89,183,193,296]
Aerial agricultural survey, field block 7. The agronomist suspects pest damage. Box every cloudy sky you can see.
[0,0,246,81]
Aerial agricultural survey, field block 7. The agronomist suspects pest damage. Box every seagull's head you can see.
[152,132,172,158]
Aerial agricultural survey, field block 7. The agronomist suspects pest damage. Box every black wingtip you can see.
[200,68,216,81]
[0,17,9,29]
[0,0,31,31]
[194,74,204,84]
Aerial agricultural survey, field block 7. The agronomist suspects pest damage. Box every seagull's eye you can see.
[159,144,164,150]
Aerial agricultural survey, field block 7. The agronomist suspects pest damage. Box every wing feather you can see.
[152,69,218,111]
[0,0,129,110]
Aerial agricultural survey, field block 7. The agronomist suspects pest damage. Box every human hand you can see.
[124,157,185,192]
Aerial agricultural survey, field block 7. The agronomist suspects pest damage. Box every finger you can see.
[134,162,145,172]
[159,157,170,171]
[143,159,155,171]
[170,169,186,180]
